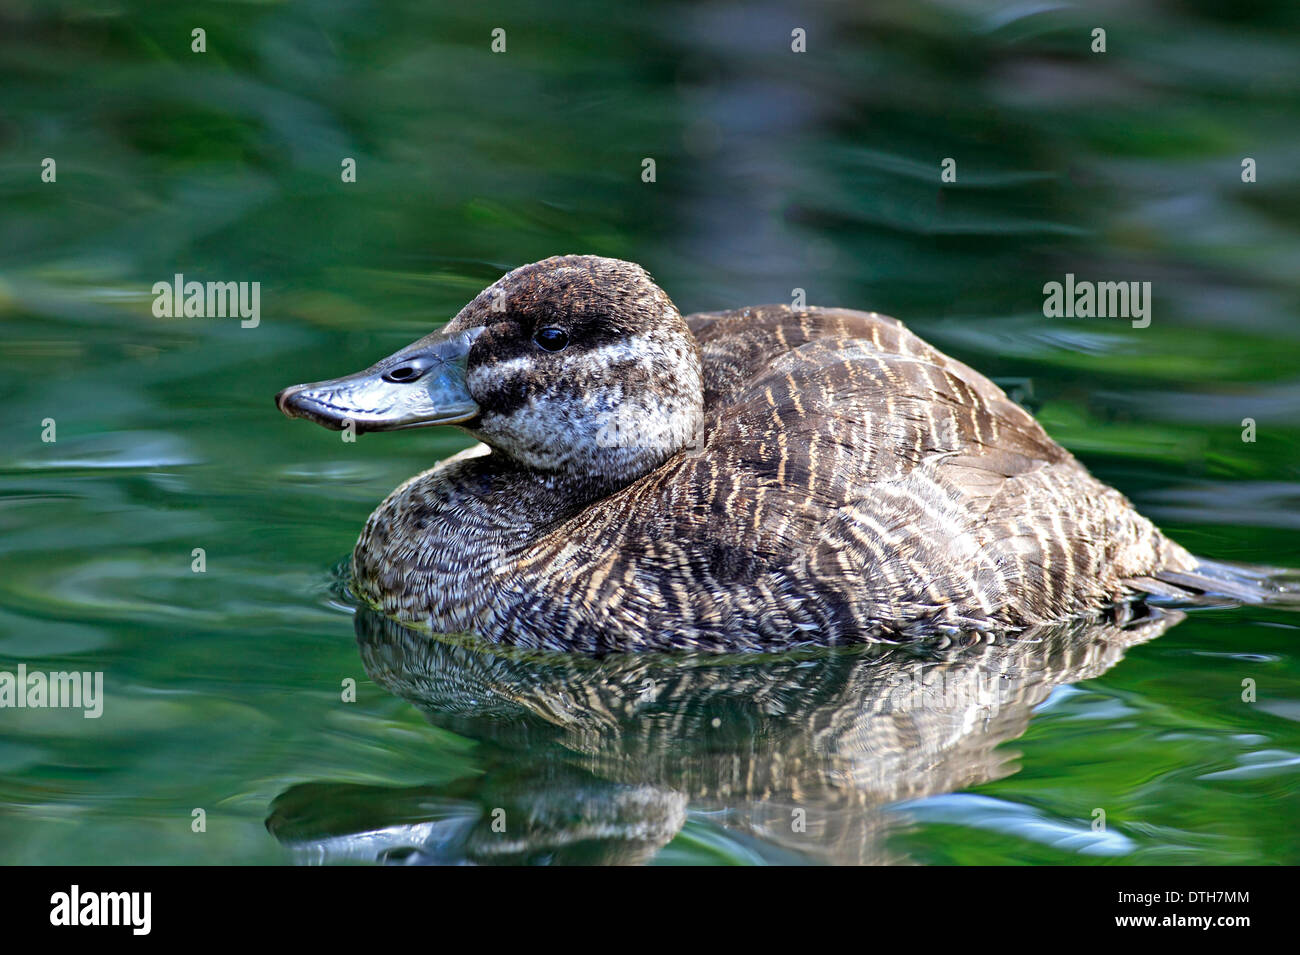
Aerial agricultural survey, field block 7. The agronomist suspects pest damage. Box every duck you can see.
[276,254,1240,653]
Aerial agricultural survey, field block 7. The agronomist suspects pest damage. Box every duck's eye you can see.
[534,327,569,352]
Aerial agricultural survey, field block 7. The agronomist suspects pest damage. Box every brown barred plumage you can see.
[317,255,1206,652]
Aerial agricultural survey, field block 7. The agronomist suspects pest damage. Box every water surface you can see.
[1,0,1298,864]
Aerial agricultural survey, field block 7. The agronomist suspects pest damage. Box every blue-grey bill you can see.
[275,325,484,432]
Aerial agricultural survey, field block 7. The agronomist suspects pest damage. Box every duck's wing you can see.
[680,307,1190,634]
[689,304,1069,474]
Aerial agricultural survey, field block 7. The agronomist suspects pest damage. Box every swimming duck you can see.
[276,254,1218,653]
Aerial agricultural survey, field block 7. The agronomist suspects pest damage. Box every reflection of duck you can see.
[267,605,1181,865]
[277,255,1259,651]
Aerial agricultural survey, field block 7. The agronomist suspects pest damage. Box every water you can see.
[1,0,1298,864]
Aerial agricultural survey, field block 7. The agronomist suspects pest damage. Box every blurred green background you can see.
[1,0,1298,864]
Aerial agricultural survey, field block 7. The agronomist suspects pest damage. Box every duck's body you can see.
[278,256,1204,653]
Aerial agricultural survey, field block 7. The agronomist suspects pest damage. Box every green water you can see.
[2,1,1299,864]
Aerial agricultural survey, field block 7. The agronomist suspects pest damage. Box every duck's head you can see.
[276,255,704,486]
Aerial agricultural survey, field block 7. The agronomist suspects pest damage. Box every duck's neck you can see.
[350,448,637,631]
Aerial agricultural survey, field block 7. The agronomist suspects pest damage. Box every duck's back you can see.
[513,305,1197,651]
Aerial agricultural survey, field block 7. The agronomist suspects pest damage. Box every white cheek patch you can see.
[490,396,699,472]
[469,335,667,393]
[473,330,704,476]
[467,336,655,394]
[584,337,658,365]
[467,354,532,389]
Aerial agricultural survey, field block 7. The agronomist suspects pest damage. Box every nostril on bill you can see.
[383,365,420,383]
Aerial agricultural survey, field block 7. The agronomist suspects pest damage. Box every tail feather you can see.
[1133,559,1300,609]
